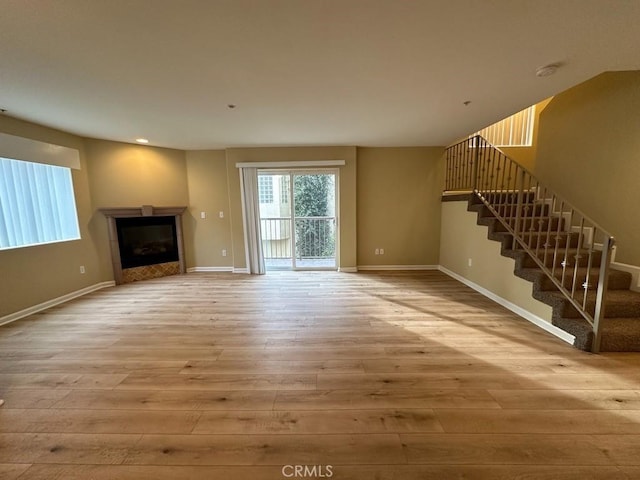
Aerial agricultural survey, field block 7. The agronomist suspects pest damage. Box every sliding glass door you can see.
[259,170,337,270]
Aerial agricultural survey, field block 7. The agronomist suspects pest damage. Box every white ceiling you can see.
[1,0,639,150]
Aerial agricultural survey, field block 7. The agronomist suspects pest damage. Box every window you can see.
[258,175,274,204]
[0,157,80,250]
[280,175,290,204]
[473,105,536,147]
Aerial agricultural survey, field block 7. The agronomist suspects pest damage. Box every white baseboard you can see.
[438,265,575,345]
[612,261,640,292]
[233,267,250,274]
[187,267,234,273]
[357,265,439,271]
[0,281,116,327]
[338,266,358,273]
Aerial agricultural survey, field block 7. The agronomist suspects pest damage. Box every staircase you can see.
[445,136,640,352]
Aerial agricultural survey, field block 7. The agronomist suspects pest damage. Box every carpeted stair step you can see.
[536,289,640,319]
[552,317,640,352]
[516,267,631,292]
[516,248,603,269]
[490,230,580,249]
[476,203,550,218]
[490,216,564,233]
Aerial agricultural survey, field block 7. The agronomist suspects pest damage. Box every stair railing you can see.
[444,135,615,353]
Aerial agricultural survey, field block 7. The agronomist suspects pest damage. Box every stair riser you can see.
[473,192,537,205]
[492,217,564,233]
[480,204,550,218]
[558,302,640,319]
[539,272,631,292]
[498,233,580,249]
[521,251,602,269]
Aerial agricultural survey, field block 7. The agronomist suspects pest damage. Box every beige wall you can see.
[185,150,233,268]
[84,139,190,281]
[535,71,640,265]
[225,147,357,271]
[439,200,553,321]
[357,147,444,267]
[85,139,189,208]
[0,116,103,318]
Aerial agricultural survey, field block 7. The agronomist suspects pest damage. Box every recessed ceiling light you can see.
[135,138,149,144]
[536,63,560,77]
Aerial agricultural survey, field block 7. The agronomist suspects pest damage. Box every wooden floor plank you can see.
[0,359,187,375]
[115,373,317,391]
[0,389,72,409]
[0,373,127,390]
[274,388,501,410]
[193,409,443,434]
[401,433,616,465]
[121,433,405,466]
[317,372,640,390]
[434,408,640,434]
[0,433,142,464]
[0,464,31,480]
[181,359,365,374]
[489,389,640,410]
[0,408,202,434]
[51,389,277,411]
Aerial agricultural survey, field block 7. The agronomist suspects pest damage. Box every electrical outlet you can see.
[468,258,473,267]
[222,249,227,257]
[379,248,384,255]
[79,266,85,274]
[375,248,380,255]
[219,211,224,218]
[200,211,206,219]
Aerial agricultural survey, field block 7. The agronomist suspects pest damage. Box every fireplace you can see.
[100,206,187,284]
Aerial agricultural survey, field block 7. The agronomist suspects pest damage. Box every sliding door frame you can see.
[259,167,340,271]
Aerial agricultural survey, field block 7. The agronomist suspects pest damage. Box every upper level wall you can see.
[534,71,640,266]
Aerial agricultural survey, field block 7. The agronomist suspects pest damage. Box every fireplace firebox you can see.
[116,216,179,269]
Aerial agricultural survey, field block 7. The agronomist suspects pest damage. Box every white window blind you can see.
[473,105,536,147]
[0,157,81,250]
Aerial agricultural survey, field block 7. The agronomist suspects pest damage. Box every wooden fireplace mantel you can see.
[100,205,188,284]
[99,205,187,218]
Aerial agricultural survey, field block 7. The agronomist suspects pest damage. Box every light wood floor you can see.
[2,270,640,479]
